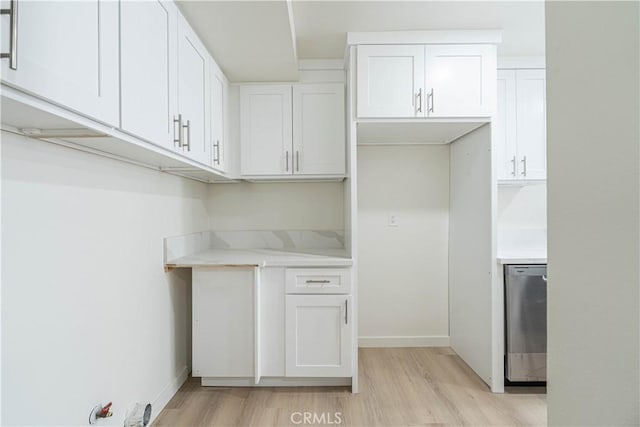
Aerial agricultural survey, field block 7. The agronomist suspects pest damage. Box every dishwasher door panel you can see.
[505,265,547,382]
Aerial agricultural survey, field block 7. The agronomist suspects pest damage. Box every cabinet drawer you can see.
[285,269,351,294]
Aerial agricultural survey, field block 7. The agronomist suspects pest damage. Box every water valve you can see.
[89,402,113,424]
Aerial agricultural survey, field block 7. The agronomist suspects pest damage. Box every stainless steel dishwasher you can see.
[505,264,547,382]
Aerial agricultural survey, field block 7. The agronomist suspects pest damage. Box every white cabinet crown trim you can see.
[347,30,503,46]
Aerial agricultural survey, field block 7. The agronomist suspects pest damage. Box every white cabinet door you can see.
[293,84,345,175]
[495,70,517,180]
[192,268,254,378]
[0,0,119,126]
[120,0,177,149]
[240,85,292,176]
[286,295,352,377]
[356,45,424,118]
[425,45,496,118]
[210,63,227,172]
[516,69,546,180]
[177,13,209,164]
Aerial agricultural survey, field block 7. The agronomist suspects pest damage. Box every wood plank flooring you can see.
[153,348,547,426]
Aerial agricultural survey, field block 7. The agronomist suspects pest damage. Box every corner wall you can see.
[1,132,209,425]
[546,2,639,424]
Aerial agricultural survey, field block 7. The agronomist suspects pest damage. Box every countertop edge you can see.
[497,257,547,265]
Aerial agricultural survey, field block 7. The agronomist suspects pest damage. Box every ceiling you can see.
[176,1,299,81]
[177,1,545,82]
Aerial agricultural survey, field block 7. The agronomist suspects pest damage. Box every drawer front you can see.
[285,269,351,294]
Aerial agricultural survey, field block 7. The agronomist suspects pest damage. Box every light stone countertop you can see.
[166,247,352,268]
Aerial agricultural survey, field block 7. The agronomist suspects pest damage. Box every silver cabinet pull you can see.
[182,120,191,151]
[521,156,527,177]
[345,299,348,325]
[305,280,330,284]
[1,0,18,70]
[511,156,516,177]
[428,88,434,113]
[416,88,422,114]
[210,140,219,165]
[296,150,299,172]
[213,140,220,165]
[285,150,289,171]
[173,114,183,147]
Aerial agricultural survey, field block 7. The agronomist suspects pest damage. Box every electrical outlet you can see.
[388,214,399,227]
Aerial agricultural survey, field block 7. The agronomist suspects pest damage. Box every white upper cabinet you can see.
[515,69,546,180]
[210,62,228,173]
[120,0,178,149]
[177,13,210,165]
[356,44,496,119]
[0,0,119,126]
[293,84,345,175]
[496,69,546,182]
[240,85,293,176]
[241,83,345,178]
[496,70,518,180]
[356,45,424,118]
[425,45,496,117]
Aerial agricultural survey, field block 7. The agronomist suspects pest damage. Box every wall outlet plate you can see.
[388,214,399,227]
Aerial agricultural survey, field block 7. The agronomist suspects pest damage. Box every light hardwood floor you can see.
[153,348,547,426]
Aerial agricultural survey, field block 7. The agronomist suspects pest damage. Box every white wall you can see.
[497,185,546,229]
[207,182,344,231]
[546,2,639,425]
[497,184,547,252]
[1,132,209,426]
[357,145,450,346]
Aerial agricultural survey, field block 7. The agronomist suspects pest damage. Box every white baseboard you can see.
[358,336,450,348]
[201,377,352,387]
[149,365,189,424]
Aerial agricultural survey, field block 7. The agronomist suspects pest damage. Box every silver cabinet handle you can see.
[173,114,183,147]
[416,88,422,114]
[296,150,299,172]
[182,120,191,151]
[305,280,330,284]
[285,150,289,172]
[213,140,220,165]
[428,88,434,113]
[345,299,348,325]
[1,0,18,70]
[521,156,527,177]
[511,156,516,177]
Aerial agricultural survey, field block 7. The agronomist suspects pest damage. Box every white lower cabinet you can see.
[192,268,254,377]
[285,294,353,377]
[192,266,353,382]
